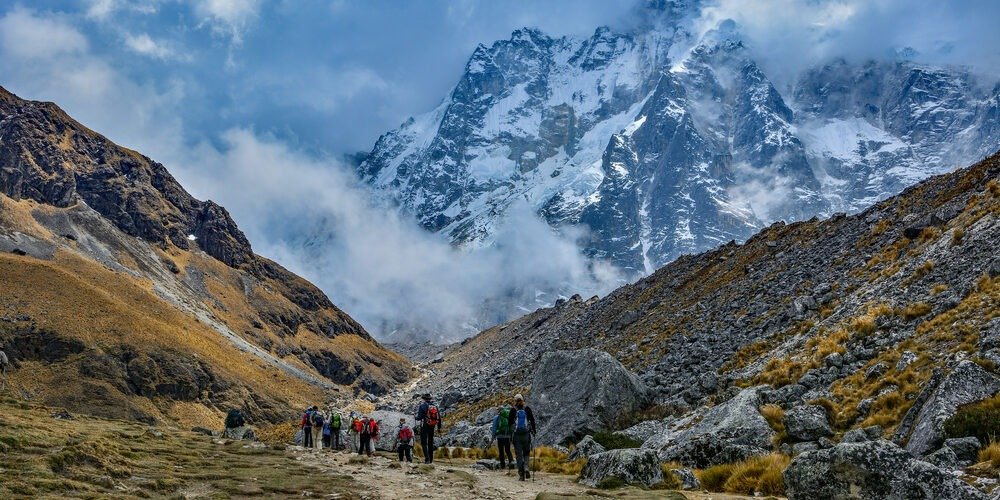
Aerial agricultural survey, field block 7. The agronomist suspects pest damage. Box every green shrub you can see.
[591,431,641,450]
[943,395,1000,443]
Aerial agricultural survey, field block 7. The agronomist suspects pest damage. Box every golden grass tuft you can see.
[951,228,966,246]
[897,302,932,321]
[914,260,934,278]
[931,283,949,295]
[979,441,1000,468]
[696,454,790,496]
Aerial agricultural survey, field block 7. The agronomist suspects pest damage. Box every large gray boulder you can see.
[617,418,669,443]
[642,386,774,467]
[784,439,988,500]
[579,448,664,488]
[567,435,606,461]
[900,360,1000,456]
[783,404,833,442]
[530,349,651,445]
[440,420,492,449]
[370,410,415,451]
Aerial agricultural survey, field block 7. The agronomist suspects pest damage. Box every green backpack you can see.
[331,412,341,428]
[497,407,511,435]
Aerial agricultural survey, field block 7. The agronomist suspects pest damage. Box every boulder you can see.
[943,437,982,464]
[221,426,256,441]
[617,419,668,443]
[530,349,651,445]
[925,446,961,470]
[440,420,492,449]
[841,425,883,443]
[667,467,700,490]
[370,410,416,451]
[643,386,774,467]
[473,459,502,470]
[579,448,664,488]
[783,405,833,442]
[901,361,1000,456]
[784,439,988,500]
[567,435,606,461]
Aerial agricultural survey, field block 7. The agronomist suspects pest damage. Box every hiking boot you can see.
[518,471,525,481]
[525,471,531,479]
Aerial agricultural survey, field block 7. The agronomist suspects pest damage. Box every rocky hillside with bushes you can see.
[397,149,1000,497]
[0,87,413,427]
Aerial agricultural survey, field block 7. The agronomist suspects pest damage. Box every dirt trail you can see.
[290,447,761,500]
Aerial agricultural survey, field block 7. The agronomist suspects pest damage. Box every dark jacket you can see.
[507,404,536,435]
[415,400,442,430]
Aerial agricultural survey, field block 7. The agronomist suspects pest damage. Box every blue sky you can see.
[0,0,638,157]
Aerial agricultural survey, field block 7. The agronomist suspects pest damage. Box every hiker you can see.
[310,406,324,451]
[322,417,332,449]
[329,409,343,450]
[300,407,315,448]
[491,405,515,471]
[350,413,363,453]
[415,393,442,464]
[396,417,414,464]
[507,394,536,481]
[358,415,376,456]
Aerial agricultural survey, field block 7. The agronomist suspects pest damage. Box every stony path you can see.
[290,447,764,500]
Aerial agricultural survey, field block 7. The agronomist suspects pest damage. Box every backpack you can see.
[398,426,413,442]
[303,410,314,427]
[515,408,529,432]
[426,405,440,427]
[369,420,380,436]
[331,412,341,428]
[496,407,511,435]
[352,418,363,433]
[312,412,324,427]
[225,409,245,429]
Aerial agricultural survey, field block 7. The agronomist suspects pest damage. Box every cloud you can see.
[691,0,1000,87]
[172,129,624,342]
[124,32,178,60]
[0,7,185,161]
[192,0,261,44]
[0,7,88,59]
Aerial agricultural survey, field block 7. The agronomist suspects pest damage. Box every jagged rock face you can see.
[642,386,774,467]
[897,360,1000,456]
[530,348,651,445]
[783,405,833,442]
[566,435,607,461]
[783,439,988,500]
[579,448,664,488]
[0,88,253,268]
[358,13,1000,277]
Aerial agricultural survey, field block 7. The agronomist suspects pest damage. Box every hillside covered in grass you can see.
[0,87,413,428]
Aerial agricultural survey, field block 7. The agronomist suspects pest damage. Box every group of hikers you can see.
[298,392,538,481]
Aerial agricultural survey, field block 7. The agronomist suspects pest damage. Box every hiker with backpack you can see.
[491,405,515,471]
[415,393,442,464]
[358,415,378,456]
[350,413,362,453]
[310,408,325,451]
[396,417,414,465]
[507,394,536,481]
[329,409,343,450]
[300,406,316,449]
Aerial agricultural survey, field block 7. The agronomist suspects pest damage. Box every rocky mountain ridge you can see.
[400,148,999,473]
[0,87,413,426]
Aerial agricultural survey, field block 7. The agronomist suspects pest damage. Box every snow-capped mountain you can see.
[358,2,999,276]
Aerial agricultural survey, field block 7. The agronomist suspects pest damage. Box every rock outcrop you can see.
[897,360,1000,456]
[530,349,651,445]
[783,404,833,442]
[643,386,774,467]
[566,435,606,461]
[784,439,988,500]
[578,448,664,488]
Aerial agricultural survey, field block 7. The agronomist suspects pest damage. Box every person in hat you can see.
[507,394,536,481]
[414,393,442,464]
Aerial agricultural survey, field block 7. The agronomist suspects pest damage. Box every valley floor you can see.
[0,395,765,499]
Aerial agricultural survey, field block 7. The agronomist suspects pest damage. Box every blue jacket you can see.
[415,400,442,429]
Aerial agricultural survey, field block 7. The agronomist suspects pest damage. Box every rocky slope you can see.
[0,87,413,427]
[405,149,999,465]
